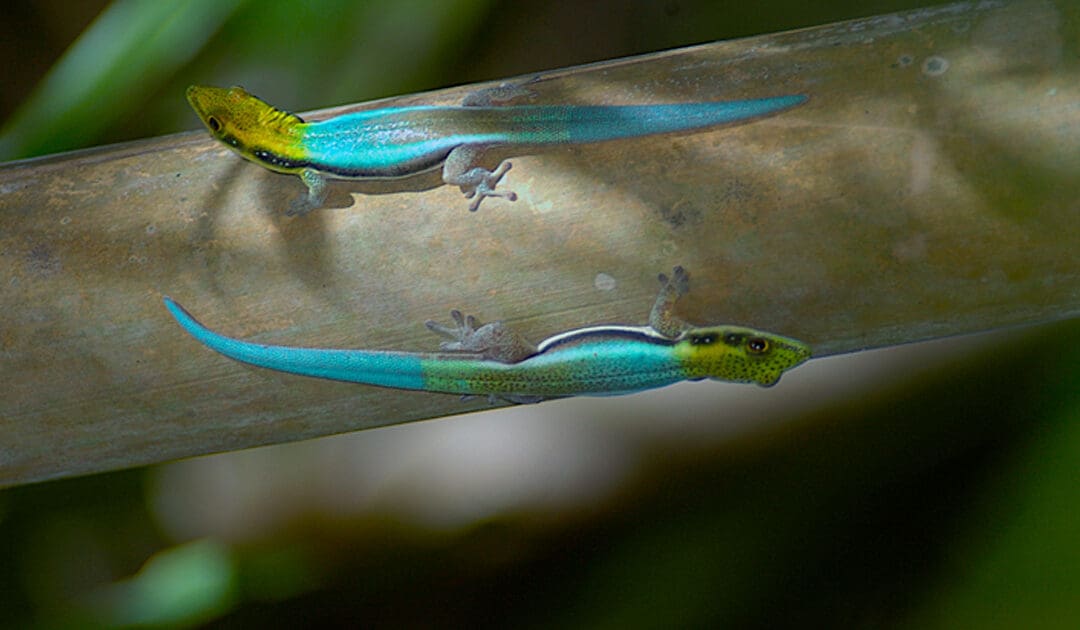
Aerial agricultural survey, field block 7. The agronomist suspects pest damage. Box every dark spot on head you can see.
[691,333,716,346]
[724,332,742,346]
[207,116,221,133]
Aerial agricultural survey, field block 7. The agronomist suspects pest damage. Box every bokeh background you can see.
[2,0,1079,627]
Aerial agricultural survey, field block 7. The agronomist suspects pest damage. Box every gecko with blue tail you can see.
[187,85,807,215]
[164,267,810,402]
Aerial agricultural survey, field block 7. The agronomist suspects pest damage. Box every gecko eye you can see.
[206,116,222,133]
[747,337,770,354]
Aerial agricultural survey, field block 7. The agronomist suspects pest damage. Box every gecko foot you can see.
[461,161,517,212]
[425,309,478,350]
[658,265,690,298]
[462,82,538,107]
[424,308,538,363]
[286,197,315,217]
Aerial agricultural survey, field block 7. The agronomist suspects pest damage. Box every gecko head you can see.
[673,325,811,387]
[186,85,306,167]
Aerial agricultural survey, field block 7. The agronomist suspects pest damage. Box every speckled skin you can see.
[418,327,809,396]
[186,85,807,213]
[163,268,811,401]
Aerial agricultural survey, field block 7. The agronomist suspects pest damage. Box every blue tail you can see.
[163,297,427,389]
[559,94,807,143]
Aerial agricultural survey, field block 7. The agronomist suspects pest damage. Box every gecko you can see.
[186,85,807,215]
[163,267,811,402]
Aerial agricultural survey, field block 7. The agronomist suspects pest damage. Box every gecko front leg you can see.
[425,309,538,363]
[286,169,329,216]
[649,266,693,338]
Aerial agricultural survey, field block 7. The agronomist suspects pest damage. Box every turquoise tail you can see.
[163,297,427,389]
[559,94,807,143]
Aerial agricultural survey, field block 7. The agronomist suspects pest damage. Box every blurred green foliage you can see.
[1,0,1078,627]
[89,539,235,627]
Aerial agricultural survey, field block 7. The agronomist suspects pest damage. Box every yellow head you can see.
[673,326,811,387]
[186,85,306,171]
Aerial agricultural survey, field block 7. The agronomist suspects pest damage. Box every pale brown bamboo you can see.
[1,0,1077,486]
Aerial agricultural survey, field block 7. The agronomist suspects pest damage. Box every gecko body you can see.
[164,268,810,401]
[187,86,807,214]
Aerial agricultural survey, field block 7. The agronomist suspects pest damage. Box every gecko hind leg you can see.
[650,266,693,338]
[425,309,478,348]
[425,309,538,363]
[443,146,517,212]
[462,81,538,107]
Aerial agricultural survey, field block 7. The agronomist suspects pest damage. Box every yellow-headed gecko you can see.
[164,267,811,402]
[187,85,806,215]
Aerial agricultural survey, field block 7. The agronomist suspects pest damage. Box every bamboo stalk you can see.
[2,0,1077,486]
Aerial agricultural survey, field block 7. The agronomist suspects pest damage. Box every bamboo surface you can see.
[1,0,1077,486]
